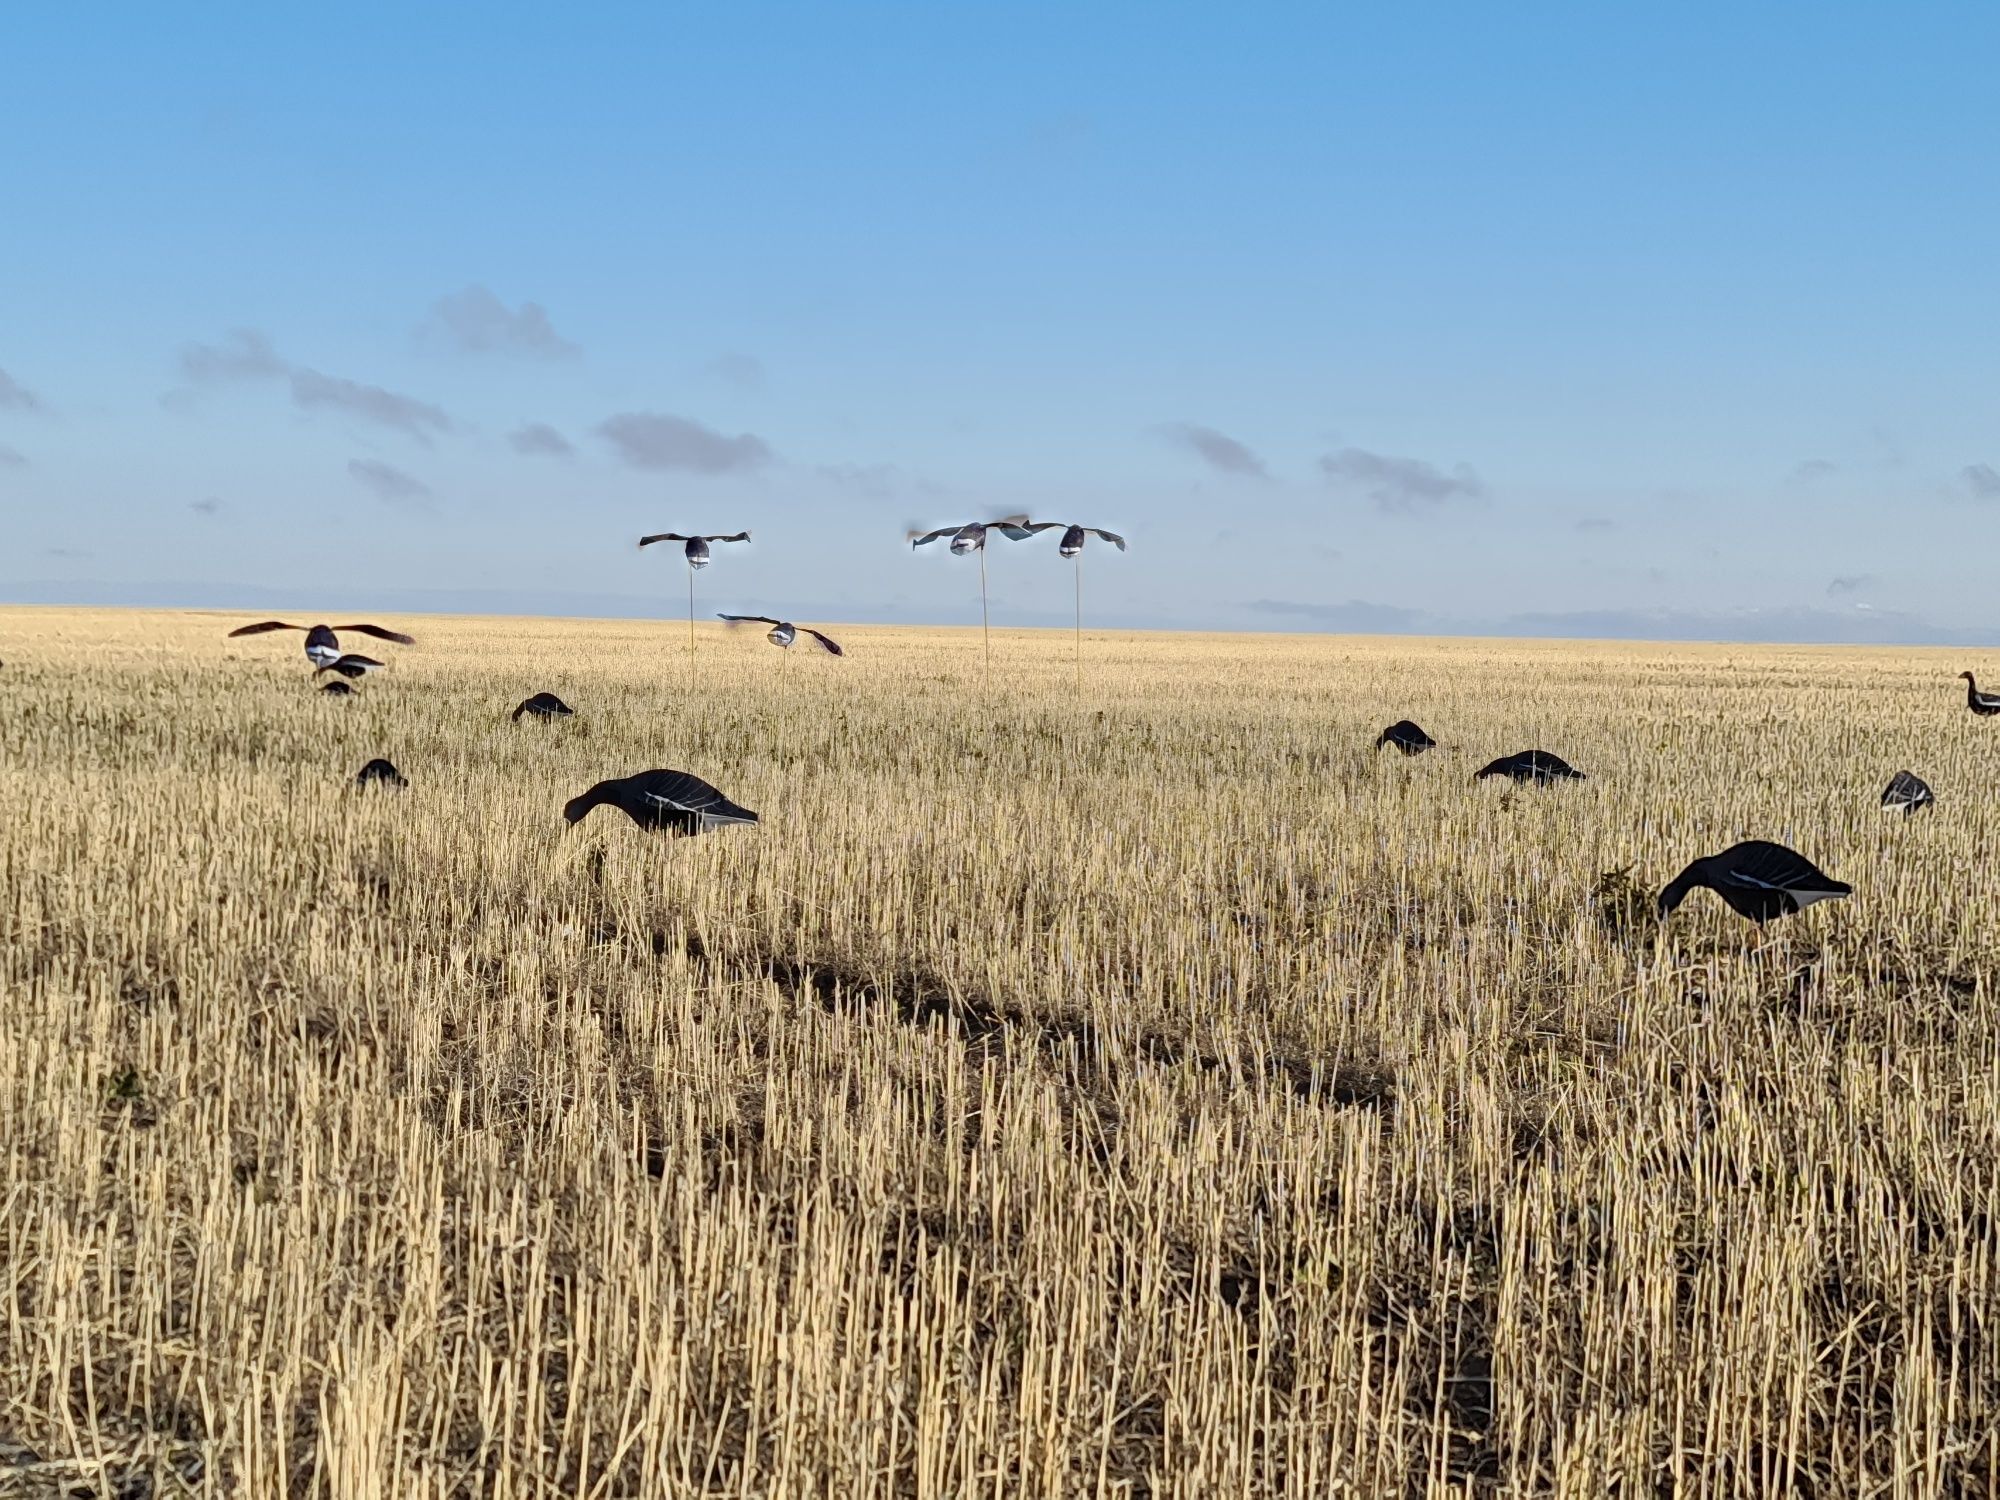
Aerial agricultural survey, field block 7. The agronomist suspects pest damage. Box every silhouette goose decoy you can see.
[563,769,758,836]
[512,692,576,721]
[1657,840,1851,923]
[1376,720,1436,756]
[356,758,407,788]
[1881,770,1934,814]
[637,531,751,568]
[717,614,843,655]
[1474,749,1584,784]
[320,680,356,697]
[313,653,386,680]
[1961,672,2000,716]
[227,620,414,668]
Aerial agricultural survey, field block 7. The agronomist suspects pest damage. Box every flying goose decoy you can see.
[1014,523,1127,557]
[907,515,1039,555]
[1881,770,1934,815]
[1657,840,1851,923]
[320,680,356,697]
[356,758,407,788]
[1474,749,1585,784]
[637,531,750,569]
[1375,720,1436,756]
[313,654,386,680]
[717,614,843,655]
[512,692,575,721]
[227,620,414,668]
[562,769,758,837]
[1961,672,2000,717]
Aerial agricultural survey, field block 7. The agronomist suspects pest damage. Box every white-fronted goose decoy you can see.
[512,692,576,721]
[717,615,843,655]
[1657,840,1851,923]
[1474,749,1584,784]
[1961,672,2000,716]
[1376,720,1436,756]
[637,531,750,568]
[356,758,407,788]
[228,620,414,668]
[563,770,758,837]
[1881,770,1934,814]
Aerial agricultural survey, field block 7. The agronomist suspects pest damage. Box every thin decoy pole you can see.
[687,566,695,690]
[1074,549,1083,691]
[980,545,991,677]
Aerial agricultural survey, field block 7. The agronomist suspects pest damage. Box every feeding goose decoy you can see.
[1657,840,1851,923]
[717,614,843,655]
[227,620,414,668]
[1376,720,1437,756]
[1474,749,1585,784]
[356,758,407,789]
[512,692,576,721]
[1961,672,2000,716]
[313,653,386,680]
[637,531,751,568]
[562,769,758,837]
[1881,770,1934,814]
[320,680,356,697]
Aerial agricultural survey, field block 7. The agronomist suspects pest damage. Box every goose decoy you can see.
[717,614,843,655]
[637,531,751,569]
[562,769,758,836]
[512,692,576,721]
[1474,749,1585,784]
[1657,840,1851,923]
[313,653,386,680]
[227,620,414,668]
[1375,720,1436,756]
[1961,672,2000,716]
[320,680,356,697]
[356,758,407,788]
[1881,770,1934,815]
[907,515,1039,555]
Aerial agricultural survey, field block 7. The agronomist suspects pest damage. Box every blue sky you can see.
[3,3,1997,641]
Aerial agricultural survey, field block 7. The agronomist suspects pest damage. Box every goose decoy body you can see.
[717,614,843,655]
[320,680,356,697]
[313,653,386,680]
[1657,840,1851,923]
[1375,720,1436,756]
[1474,749,1584,784]
[637,531,750,568]
[1961,672,2000,716]
[512,692,576,721]
[228,620,414,668]
[908,515,1038,555]
[563,769,759,836]
[1881,770,1934,814]
[356,758,407,788]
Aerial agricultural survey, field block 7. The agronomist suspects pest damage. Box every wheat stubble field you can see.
[1,606,1997,1498]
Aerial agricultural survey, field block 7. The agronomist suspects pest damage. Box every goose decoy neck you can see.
[1656,861,1705,916]
[563,780,617,825]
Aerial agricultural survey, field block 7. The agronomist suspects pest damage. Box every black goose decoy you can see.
[313,653,386,680]
[907,515,1039,555]
[320,680,356,697]
[228,620,414,668]
[512,692,576,721]
[1657,840,1851,923]
[1881,770,1934,814]
[1375,720,1436,756]
[637,531,751,568]
[1013,522,1129,557]
[356,758,407,788]
[1474,749,1585,784]
[717,614,843,655]
[562,769,759,836]
[1961,672,2000,716]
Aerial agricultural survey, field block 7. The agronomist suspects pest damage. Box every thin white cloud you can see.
[598,411,772,474]
[422,286,578,359]
[1320,447,1485,513]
